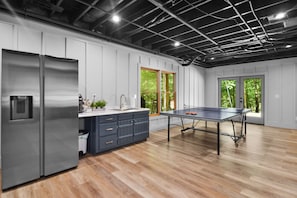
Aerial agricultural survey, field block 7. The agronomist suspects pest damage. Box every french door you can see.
[219,76,264,124]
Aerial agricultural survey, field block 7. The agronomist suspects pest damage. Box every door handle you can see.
[105,140,113,145]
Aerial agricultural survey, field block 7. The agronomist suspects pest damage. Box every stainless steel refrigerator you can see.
[1,49,78,190]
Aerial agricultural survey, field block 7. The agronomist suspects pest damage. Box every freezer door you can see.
[1,50,40,190]
[43,55,78,176]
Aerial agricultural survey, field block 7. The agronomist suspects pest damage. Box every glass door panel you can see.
[219,79,238,108]
[241,76,264,124]
[219,76,264,124]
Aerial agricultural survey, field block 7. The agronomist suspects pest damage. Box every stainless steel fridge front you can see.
[43,55,78,176]
[1,49,78,190]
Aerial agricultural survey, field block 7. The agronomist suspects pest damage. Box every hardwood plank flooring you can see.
[1,122,297,197]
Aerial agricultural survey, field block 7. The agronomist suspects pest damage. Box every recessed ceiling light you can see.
[285,44,292,48]
[174,41,180,47]
[112,14,121,23]
[210,57,215,60]
[274,12,286,20]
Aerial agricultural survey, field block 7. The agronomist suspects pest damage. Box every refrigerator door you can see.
[43,55,78,176]
[1,50,41,190]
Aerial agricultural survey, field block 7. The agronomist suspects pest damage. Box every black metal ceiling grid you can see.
[0,0,296,67]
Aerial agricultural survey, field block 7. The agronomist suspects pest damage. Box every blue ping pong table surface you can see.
[160,107,251,155]
[160,107,250,122]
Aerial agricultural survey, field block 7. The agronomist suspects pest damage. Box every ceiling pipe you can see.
[73,0,100,24]
[50,0,63,16]
[74,0,205,55]
[0,4,183,61]
[91,0,137,30]
[146,0,221,50]
[126,0,211,39]
[224,0,263,47]
[248,1,269,39]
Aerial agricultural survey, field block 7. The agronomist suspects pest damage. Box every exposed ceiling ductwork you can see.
[0,0,296,68]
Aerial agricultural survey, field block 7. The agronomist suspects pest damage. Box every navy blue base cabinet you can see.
[85,110,149,154]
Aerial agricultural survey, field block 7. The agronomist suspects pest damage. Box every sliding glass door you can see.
[219,76,264,124]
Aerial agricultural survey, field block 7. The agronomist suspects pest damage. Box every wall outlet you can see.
[296,116,297,121]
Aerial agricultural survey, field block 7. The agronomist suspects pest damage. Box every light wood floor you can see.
[1,122,297,197]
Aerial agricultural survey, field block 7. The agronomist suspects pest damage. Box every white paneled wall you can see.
[66,38,86,96]
[43,33,66,57]
[205,59,297,129]
[86,43,102,100]
[116,50,129,103]
[102,46,117,105]
[18,27,42,54]
[0,12,205,135]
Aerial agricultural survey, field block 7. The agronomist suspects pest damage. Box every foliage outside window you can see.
[220,78,262,113]
[244,78,261,113]
[141,68,159,115]
[161,72,176,111]
[220,79,236,108]
[141,68,176,115]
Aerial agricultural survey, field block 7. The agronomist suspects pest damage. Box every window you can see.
[141,67,176,116]
[161,72,176,111]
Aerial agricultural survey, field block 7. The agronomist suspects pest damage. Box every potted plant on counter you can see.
[95,99,107,110]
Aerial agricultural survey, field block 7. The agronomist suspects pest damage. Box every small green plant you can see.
[95,100,106,109]
[90,102,96,109]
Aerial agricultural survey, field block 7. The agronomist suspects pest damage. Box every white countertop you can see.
[78,108,149,118]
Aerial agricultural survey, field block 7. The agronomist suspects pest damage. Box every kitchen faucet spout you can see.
[120,94,127,110]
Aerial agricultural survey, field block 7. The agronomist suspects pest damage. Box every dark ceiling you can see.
[1,0,297,68]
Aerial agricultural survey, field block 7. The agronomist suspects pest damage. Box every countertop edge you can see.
[79,108,150,118]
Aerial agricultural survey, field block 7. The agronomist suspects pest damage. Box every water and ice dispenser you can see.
[10,96,33,120]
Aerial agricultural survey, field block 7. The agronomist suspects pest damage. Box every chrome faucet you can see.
[120,94,127,110]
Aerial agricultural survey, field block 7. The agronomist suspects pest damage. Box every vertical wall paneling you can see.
[116,49,129,105]
[18,27,42,54]
[195,68,199,106]
[266,64,281,126]
[0,22,14,51]
[280,64,295,128]
[66,38,86,96]
[129,54,139,106]
[141,54,149,66]
[44,33,66,58]
[189,67,196,106]
[200,69,204,105]
[102,46,116,105]
[184,67,190,107]
[86,43,102,100]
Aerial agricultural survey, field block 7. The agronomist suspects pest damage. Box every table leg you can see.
[167,116,170,142]
[244,114,247,136]
[217,122,220,155]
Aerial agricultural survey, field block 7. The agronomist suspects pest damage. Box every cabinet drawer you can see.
[118,136,133,146]
[99,123,117,136]
[134,121,149,134]
[118,119,133,126]
[98,115,117,123]
[133,111,149,119]
[134,117,148,123]
[134,132,149,142]
[118,113,133,121]
[99,135,117,151]
[118,125,133,137]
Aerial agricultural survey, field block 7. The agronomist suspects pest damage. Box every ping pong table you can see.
[160,107,251,155]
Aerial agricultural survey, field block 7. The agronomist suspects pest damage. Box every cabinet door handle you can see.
[105,140,113,145]
[105,128,114,131]
[106,118,114,121]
